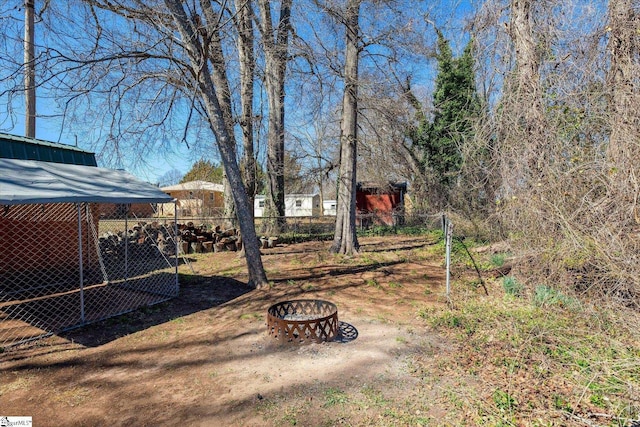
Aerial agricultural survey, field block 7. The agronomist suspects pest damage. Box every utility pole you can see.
[24,0,36,138]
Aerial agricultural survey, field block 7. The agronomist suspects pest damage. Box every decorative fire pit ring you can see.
[267,299,338,345]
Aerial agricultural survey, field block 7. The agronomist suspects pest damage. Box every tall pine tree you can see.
[404,31,480,209]
[427,31,480,188]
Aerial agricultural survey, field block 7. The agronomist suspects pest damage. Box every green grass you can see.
[502,276,523,297]
[533,285,580,309]
[490,252,508,268]
[493,389,517,412]
[239,312,263,321]
[360,385,390,407]
[357,224,435,237]
[96,226,640,426]
[323,387,349,407]
[366,278,381,289]
[420,287,640,425]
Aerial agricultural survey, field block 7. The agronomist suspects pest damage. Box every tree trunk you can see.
[331,0,361,256]
[165,0,267,289]
[507,0,548,182]
[203,3,238,226]
[606,0,640,224]
[258,0,292,234]
[235,0,257,220]
[223,172,236,227]
[607,0,639,163]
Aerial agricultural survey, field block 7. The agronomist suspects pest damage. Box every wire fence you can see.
[170,211,444,243]
[0,205,444,350]
[0,202,179,350]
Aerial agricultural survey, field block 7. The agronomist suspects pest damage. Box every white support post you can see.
[174,202,179,293]
[445,218,453,300]
[124,213,128,282]
[77,203,86,323]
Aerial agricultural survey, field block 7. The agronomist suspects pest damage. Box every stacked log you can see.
[98,221,176,259]
[176,223,246,253]
[170,222,280,254]
[97,221,284,258]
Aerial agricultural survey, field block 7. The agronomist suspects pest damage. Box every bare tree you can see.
[157,168,184,187]
[235,0,258,218]
[199,2,241,227]
[606,0,640,217]
[331,0,361,255]
[504,0,551,188]
[24,0,36,137]
[162,0,267,288]
[289,115,340,214]
[467,0,640,303]
[257,0,293,233]
[0,2,270,287]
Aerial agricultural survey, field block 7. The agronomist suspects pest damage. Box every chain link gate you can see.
[0,201,179,350]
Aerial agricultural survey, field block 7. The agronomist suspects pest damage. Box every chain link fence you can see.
[165,210,444,254]
[0,204,443,350]
[0,202,178,350]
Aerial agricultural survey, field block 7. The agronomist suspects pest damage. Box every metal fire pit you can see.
[267,299,338,344]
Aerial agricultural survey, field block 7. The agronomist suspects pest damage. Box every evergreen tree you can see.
[426,31,480,187]
[403,31,480,208]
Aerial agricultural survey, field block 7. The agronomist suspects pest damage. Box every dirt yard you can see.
[0,235,457,426]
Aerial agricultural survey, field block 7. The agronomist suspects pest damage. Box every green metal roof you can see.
[0,133,97,166]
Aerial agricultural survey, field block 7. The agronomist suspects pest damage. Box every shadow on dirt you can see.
[270,259,407,284]
[360,239,440,253]
[59,275,252,348]
[335,321,358,343]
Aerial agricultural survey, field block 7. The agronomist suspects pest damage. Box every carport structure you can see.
[0,158,178,349]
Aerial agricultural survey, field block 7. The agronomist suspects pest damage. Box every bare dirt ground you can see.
[0,235,455,426]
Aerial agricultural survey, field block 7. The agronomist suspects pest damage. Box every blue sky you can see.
[6,103,194,185]
[0,0,475,185]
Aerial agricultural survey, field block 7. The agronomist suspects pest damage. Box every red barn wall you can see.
[356,188,404,226]
[98,202,156,219]
[0,203,100,281]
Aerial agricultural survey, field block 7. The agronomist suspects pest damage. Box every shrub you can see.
[533,285,580,310]
[502,276,523,297]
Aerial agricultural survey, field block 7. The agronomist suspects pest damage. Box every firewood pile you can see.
[178,222,242,253]
[98,221,279,258]
[99,221,176,259]
[178,222,279,253]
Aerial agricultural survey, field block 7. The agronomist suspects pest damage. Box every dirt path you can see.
[0,236,450,426]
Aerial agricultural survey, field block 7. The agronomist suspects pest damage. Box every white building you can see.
[323,200,337,216]
[254,195,267,217]
[255,194,321,217]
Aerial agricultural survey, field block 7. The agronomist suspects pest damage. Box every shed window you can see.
[259,201,265,208]
[295,200,302,207]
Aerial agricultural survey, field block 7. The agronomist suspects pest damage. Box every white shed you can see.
[254,194,321,217]
[254,195,267,218]
[285,194,321,217]
[323,200,337,216]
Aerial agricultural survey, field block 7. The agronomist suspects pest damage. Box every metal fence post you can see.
[76,203,85,323]
[124,213,129,282]
[174,202,179,292]
[445,218,453,300]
